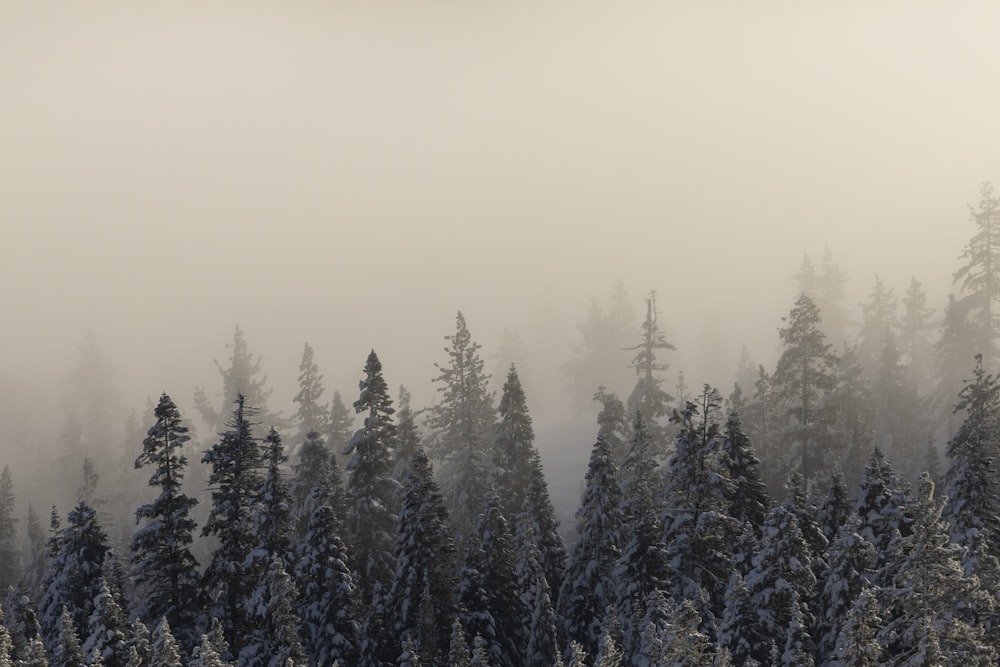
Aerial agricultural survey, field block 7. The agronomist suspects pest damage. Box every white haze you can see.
[2,2,1000,501]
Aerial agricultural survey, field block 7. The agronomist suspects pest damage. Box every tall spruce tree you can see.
[493,365,536,520]
[130,393,200,654]
[199,395,264,655]
[557,438,624,660]
[427,312,495,541]
[772,294,837,481]
[239,554,306,667]
[293,342,329,443]
[344,350,399,605]
[624,292,675,457]
[0,467,19,593]
[289,430,343,544]
[388,444,457,664]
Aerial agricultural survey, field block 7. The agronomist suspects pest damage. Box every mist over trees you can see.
[3,183,1000,664]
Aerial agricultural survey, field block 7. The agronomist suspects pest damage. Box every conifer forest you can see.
[6,3,1000,666]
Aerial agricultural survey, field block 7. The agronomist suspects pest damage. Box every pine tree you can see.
[194,326,282,435]
[900,277,936,393]
[447,618,470,667]
[397,635,422,667]
[130,394,200,654]
[469,635,491,667]
[249,428,295,568]
[327,390,355,466]
[613,412,669,658]
[514,522,559,667]
[127,619,151,667]
[557,438,624,660]
[516,449,566,603]
[625,292,675,457]
[717,572,761,667]
[150,619,182,667]
[458,493,523,667]
[879,474,996,664]
[744,505,817,664]
[38,501,108,656]
[240,554,306,667]
[294,484,359,667]
[493,365,536,521]
[293,342,329,442]
[772,294,837,481]
[0,467,20,593]
[717,409,770,535]
[831,586,881,667]
[53,607,85,667]
[955,182,1000,369]
[345,350,399,605]
[388,444,457,664]
[815,514,875,662]
[593,389,630,469]
[943,354,1000,573]
[289,430,343,543]
[852,447,912,588]
[663,599,713,667]
[82,579,130,667]
[856,275,899,377]
[23,637,49,667]
[817,246,851,348]
[199,395,264,655]
[393,386,421,488]
[427,312,495,541]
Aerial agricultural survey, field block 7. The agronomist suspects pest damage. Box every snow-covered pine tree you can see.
[392,386,421,489]
[239,554,306,667]
[188,618,233,667]
[458,493,523,667]
[493,365,537,520]
[427,312,495,542]
[557,437,624,661]
[247,427,295,574]
[150,619,182,667]
[38,501,108,657]
[852,446,912,589]
[816,471,850,545]
[293,342,329,443]
[717,409,770,535]
[447,618,470,667]
[830,586,881,667]
[199,394,264,655]
[613,412,669,660]
[294,481,358,667]
[130,393,200,654]
[514,522,558,667]
[662,599,712,667]
[878,473,996,665]
[397,635,422,667]
[289,430,343,543]
[943,353,1000,575]
[814,514,875,663]
[127,619,150,667]
[23,637,48,667]
[745,505,817,665]
[593,389,630,469]
[388,444,457,664]
[81,579,130,667]
[327,391,355,466]
[516,449,566,605]
[53,606,85,667]
[717,572,762,667]
[345,350,400,606]
[955,182,1000,368]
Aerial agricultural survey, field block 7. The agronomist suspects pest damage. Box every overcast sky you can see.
[3,1,1000,435]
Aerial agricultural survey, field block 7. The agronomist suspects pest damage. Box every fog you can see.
[3,2,1000,508]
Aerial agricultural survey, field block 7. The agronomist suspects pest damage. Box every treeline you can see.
[1,183,1000,665]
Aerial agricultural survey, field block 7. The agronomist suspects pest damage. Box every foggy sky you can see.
[3,2,1000,453]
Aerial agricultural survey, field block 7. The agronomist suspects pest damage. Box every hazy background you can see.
[2,2,1000,507]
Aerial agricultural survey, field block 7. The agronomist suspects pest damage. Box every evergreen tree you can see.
[344,350,400,605]
[194,326,282,435]
[293,342,329,442]
[831,587,881,667]
[458,493,523,667]
[397,635,422,667]
[955,182,1000,369]
[327,391,355,467]
[447,618,470,667]
[743,364,784,493]
[289,430,342,543]
[388,444,457,664]
[199,395,264,655]
[663,599,712,667]
[393,387,421,488]
[514,522,559,667]
[744,505,817,664]
[294,482,358,667]
[150,619,182,667]
[815,514,875,663]
[427,312,495,541]
[82,579,130,667]
[816,470,850,545]
[38,501,108,656]
[624,293,675,457]
[718,572,762,667]
[933,295,979,440]
[23,637,48,667]
[899,277,936,393]
[557,438,624,660]
[772,294,837,481]
[249,428,295,568]
[240,554,306,667]
[469,635,491,667]
[613,412,670,659]
[593,389,630,470]
[53,607,85,667]
[0,467,19,593]
[130,394,200,653]
[856,275,899,378]
[127,619,151,667]
[943,353,1000,572]
[879,473,996,664]
[852,448,912,588]
[188,619,232,667]
[717,409,770,535]
[493,365,536,521]
[817,245,851,348]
